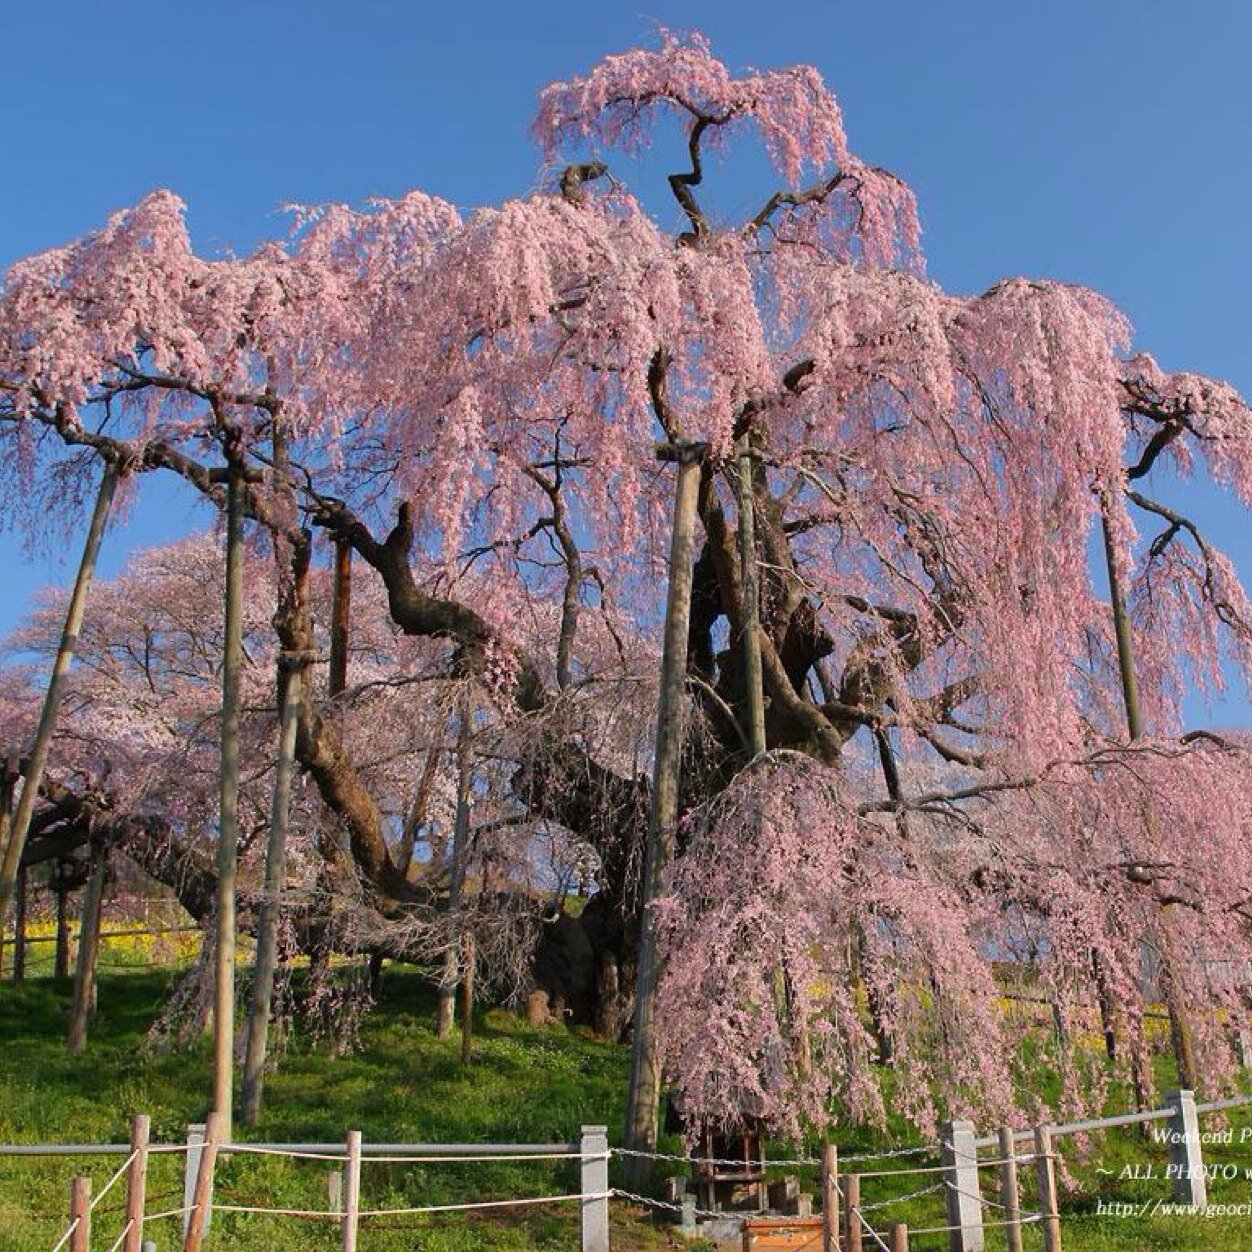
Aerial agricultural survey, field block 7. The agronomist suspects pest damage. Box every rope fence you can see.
[18,1088,1252,1251]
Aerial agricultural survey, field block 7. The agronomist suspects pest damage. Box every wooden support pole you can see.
[183,1111,222,1252]
[69,1174,91,1252]
[241,655,304,1125]
[736,433,766,758]
[997,1126,1022,1252]
[212,464,247,1140]
[67,854,105,1054]
[1032,1126,1062,1252]
[341,1129,362,1252]
[890,1223,909,1252]
[123,1114,150,1252]
[0,463,118,931]
[821,1141,838,1252]
[843,1172,862,1252]
[623,444,702,1182]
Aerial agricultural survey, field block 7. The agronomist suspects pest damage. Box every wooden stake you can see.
[183,1110,222,1252]
[998,1125,1022,1252]
[212,464,247,1140]
[67,854,105,1054]
[0,463,118,931]
[1033,1125,1062,1252]
[843,1172,863,1252]
[623,445,702,1183]
[889,1223,909,1252]
[69,1174,91,1252]
[124,1114,150,1252]
[341,1129,362,1252]
[821,1142,838,1252]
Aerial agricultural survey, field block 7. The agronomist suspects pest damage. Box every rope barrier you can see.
[143,1205,194,1221]
[851,1205,891,1252]
[359,1189,611,1217]
[211,1203,340,1219]
[221,1144,346,1161]
[88,1150,136,1213]
[364,1150,607,1164]
[612,1146,818,1168]
[103,1218,133,1252]
[49,1217,79,1252]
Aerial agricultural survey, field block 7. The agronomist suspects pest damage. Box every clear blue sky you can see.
[2,0,1250,722]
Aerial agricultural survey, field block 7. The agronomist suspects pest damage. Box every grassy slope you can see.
[2,964,1252,1250]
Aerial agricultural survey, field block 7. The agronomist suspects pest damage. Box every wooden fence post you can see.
[1164,1088,1206,1208]
[821,1142,838,1252]
[941,1119,985,1252]
[890,1223,909,1252]
[997,1126,1022,1252]
[341,1129,361,1252]
[69,1174,91,1252]
[1032,1125,1062,1252]
[124,1113,150,1252]
[843,1173,862,1252]
[183,1110,222,1252]
[581,1124,610,1252]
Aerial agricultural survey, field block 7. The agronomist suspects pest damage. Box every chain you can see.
[611,1187,726,1219]
[858,1180,945,1211]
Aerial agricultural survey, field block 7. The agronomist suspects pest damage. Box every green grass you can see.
[2,964,1252,1248]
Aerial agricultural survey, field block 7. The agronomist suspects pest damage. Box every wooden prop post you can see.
[623,438,703,1182]
[0,463,118,932]
[890,1224,909,1252]
[211,462,251,1139]
[736,433,766,757]
[241,654,304,1124]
